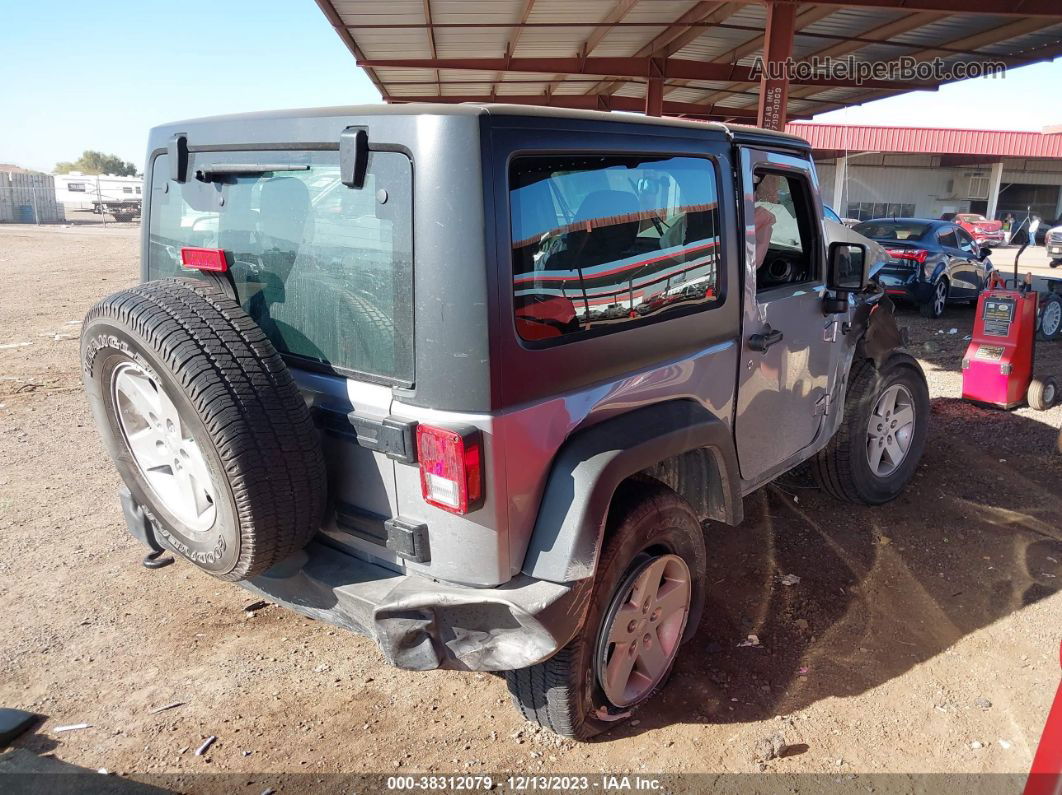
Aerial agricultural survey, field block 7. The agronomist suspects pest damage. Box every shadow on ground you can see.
[610,397,1061,738]
[0,748,168,793]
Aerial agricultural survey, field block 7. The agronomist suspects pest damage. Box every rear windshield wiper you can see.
[195,164,310,181]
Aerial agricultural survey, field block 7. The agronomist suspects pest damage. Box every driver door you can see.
[734,148,843,485]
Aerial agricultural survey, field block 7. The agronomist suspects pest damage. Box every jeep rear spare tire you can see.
[81,278,326,581]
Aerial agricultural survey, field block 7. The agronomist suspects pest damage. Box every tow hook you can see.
[143,549,174,570]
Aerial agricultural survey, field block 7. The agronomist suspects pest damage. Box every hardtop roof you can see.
[151,102,810,151]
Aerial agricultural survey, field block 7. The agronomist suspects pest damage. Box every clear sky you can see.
[1,1,1059,173]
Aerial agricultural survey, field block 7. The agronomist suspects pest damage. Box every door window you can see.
[955,228,977,255]
[937,227,958,249]
[752,171,817,291]
[509,154,723,343]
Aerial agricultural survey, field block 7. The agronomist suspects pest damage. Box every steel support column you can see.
[646,57,665,116]
[832,155,848,216]
[985,161,1004,220]
[756,1,796,131]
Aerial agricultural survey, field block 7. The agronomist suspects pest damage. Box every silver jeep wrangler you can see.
[81,104,928,739]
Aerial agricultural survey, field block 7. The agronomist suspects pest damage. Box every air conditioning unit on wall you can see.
[967,174,989,200]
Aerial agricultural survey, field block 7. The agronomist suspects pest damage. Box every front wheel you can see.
[919,279,948,319]
[1039,293,1062,342]
[504,483,706,739]
[1028,376,1058,411]
[812,358,930,505]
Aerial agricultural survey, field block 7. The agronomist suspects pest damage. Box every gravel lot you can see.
[1,224,1060,785]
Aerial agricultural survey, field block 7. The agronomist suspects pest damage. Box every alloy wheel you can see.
[596,554,691,708]
[1042,299,1062,338]
[111,362,217,532]
[866,383,916,478]
[933,281,947,316]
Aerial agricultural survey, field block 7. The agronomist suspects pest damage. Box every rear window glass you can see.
[147,150,413,384]
[853,221,929,241]
[509,154,722,343]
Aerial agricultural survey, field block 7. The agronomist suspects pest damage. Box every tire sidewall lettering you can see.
[84,319,241,575]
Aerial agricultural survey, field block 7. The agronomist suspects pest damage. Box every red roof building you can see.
[784,123,1062,224]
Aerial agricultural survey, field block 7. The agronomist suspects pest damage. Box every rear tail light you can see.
[885,247,929,264]
[416,425,483,514]
[180,247,228,272]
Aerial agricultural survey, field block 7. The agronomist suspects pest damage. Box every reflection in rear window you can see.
[146,150,413,383]
[509,154,722,343]
[853,221,930,241]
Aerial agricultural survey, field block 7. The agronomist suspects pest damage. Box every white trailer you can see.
[53,173,143,221]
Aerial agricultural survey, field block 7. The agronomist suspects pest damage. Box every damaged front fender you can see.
[852,291,907,368]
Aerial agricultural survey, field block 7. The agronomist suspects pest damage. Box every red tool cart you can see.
[962,246,1059,411]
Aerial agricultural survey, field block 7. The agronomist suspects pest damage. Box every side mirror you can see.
[827,242,866,292]
[980,246,992,259]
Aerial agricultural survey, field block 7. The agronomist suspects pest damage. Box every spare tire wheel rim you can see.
[866,383,916,478]
[110,361,218,532]
[596,553,691,708]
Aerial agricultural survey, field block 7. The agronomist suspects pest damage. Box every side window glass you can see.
[509,154,722,343]
[937,228,958,249]
[753,170,816,291]
[956,229,976,254]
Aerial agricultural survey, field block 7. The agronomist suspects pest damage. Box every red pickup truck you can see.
[942,213,1005,247]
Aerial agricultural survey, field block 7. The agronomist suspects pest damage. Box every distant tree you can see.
[54,151,138,177]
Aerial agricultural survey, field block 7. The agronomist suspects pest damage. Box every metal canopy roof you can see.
[315,0,1062,124]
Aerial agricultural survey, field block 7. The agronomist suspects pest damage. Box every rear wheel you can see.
[505,483,706,739]
[1028,376,1058,411]
[919,278,948,319]
[813,358,930,505]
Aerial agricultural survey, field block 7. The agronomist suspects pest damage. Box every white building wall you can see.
[819,163,961,219]
[815,155,1062,221]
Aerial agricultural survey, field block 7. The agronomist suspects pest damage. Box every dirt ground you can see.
[1,224,1061,786]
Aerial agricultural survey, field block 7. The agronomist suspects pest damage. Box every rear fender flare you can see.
[520,400,741,584]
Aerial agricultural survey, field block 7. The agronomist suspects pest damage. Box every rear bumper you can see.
[878,271,932,303]
[241,541,591,671]
[119,485,591,671]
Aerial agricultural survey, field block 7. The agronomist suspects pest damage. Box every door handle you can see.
[748,326,784,352]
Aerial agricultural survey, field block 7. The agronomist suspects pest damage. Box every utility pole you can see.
[96,174,106,226]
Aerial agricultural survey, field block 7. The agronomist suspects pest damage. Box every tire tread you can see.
[83,278,326,580]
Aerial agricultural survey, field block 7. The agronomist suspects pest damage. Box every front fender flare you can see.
[520,400,741,584]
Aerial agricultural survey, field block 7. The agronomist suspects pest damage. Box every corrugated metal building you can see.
[0,170,64,224]
[786,122,1062,223]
